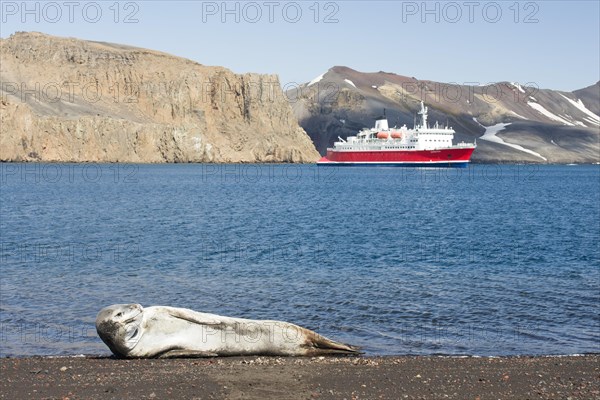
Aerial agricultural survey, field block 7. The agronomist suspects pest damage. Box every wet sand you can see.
[1,355,599,399]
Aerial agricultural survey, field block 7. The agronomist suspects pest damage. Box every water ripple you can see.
[1,164,599,356]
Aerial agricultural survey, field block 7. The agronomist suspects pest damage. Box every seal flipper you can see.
[166,307,223,327]
[303,329,362,356]
[157,349,219,358]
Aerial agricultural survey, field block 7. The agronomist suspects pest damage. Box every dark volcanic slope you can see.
[289,67,600,163]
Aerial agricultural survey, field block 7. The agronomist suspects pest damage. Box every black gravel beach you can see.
[1,355,599,399]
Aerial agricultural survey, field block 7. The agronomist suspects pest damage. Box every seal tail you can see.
[304,330,362,356]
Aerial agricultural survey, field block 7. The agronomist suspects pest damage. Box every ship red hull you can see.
[318,147,475,167]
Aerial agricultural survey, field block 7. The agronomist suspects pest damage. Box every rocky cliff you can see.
[289,66,599,163]
[0,32,319,163]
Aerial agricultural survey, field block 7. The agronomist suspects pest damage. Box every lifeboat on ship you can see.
[376,132,389,139]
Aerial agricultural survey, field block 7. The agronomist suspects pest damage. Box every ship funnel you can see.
[374,109,389,131]
[418,101,428,128]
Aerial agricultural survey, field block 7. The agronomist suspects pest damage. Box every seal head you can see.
[96,303,144,358]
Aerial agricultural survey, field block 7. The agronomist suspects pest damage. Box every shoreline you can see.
[1,161,600,165]
[2,352,599,359]
[2,354,599,399]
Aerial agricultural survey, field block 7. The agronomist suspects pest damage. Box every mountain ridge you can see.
[288,66,599,163]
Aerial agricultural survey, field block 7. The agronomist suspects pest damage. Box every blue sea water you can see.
[0,163,598,357]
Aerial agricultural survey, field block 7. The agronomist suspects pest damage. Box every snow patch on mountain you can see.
[510,82,526,93]
[308,73,325,87]
[510,111,527,119]
[527,102,574,126]
[474,118,547,161]
[344,79,356,88]
[584,116,600,125]
[558,93,600,125]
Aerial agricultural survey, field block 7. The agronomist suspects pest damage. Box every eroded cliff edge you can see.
[0,32,320,163]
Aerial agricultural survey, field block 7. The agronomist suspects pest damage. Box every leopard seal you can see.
[96,304,360,358]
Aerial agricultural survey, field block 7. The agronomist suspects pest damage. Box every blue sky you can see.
[1,1,598,91]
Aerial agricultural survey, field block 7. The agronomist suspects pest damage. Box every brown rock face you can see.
[0,32,319,163]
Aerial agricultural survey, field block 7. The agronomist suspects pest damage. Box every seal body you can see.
[96,304,360,358]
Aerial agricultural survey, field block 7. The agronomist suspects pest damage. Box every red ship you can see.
[318,102,476,167]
